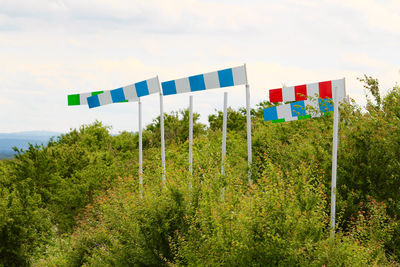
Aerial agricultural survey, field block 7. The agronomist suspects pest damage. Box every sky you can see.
[0,0,399,134]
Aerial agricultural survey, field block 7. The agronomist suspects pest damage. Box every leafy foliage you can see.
[145,109,206,147]
[1,78,400,266]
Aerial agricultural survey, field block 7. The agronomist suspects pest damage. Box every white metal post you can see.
[221,92,228,175]
[189,95,193,180]
[330,85,340,238]
[244,64,252,180]
[138,98,143,194]
[159,92,166,183]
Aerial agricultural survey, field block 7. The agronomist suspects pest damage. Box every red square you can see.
[269,88,283,103]
[319,81,332,99]
[294,84,307,101]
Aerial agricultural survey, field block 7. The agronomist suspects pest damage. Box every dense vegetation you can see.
[1,77,400,266]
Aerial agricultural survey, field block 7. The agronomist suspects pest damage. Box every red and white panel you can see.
[269,78,345,103]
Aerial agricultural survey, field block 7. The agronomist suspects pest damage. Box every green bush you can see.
[3,77,400,265]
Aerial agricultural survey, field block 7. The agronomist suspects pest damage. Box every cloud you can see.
[326,0,400,34]
[0,98,13,105]
[0,0,277,34]
[341,53,390,69]
[2,0,399,39]
[0,0,398,133]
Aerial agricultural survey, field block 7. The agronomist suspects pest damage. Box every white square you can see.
[282,86,295,102]
[331,78,346,103]
[306,83,319,100]
[99,91,113,106]
[277,103,295,121]
[147,77,161,94]
[80,92,91,105]
[304,99,321,117]
[123,84,138,100]
[203,71,220,90]
[232,65,247,85]
[175,77,191,94]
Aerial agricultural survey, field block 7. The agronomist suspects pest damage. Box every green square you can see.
[68,94,80,106]
[91,91,104,96]
[272,118,285,123]
[298,115,311,120]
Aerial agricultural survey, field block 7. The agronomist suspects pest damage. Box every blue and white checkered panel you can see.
[120,77,160,100]
[87,91,114,108]
[133,77,160,97]
[263,103,301,122]
[86,77,159,109]
[263,98,336,122]
[161,65,247,96]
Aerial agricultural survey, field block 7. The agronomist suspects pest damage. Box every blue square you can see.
[290,101,306,117]
[162,80,177,95]
[263,107,278,121]
[87,95,100,109]
[189,74,206,92]
[135,81,149,97]
[218,68,234,88]
[110,88,126,103]
[319,98,334,113]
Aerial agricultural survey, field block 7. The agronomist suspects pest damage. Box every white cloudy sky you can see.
[0,0,399,133]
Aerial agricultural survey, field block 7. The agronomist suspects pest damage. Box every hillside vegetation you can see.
[1,77,400,266]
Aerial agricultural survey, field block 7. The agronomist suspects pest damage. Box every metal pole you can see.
[244,64,252,180]
[138,98,143,194]
[189,95,193,181]
[330,84,340,238]
[221,92,228,175]
[160,92,166,183]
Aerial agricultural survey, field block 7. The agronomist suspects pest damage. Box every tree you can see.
[145,109,206,147]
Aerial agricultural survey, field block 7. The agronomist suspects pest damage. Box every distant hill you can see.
[0,131,62,159]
